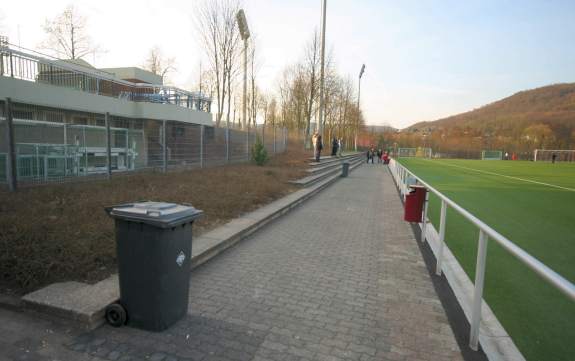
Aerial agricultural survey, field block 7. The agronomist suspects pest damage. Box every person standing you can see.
[331,137,338,156]
[552,152,557,164]
[312,132,318,161]
[367,146,375,164]
[337,138,343,157]
[315,134,323,162]
[377,149,383,163]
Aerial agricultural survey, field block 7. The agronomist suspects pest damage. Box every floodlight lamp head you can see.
[236,9,250,40]
[359,64,365,79]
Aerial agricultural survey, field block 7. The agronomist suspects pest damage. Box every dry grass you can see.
[0,145,309,295]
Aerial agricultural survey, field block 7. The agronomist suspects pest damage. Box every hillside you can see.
[409,83,575,135]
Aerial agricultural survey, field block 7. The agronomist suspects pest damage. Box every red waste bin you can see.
[404,185,427,222]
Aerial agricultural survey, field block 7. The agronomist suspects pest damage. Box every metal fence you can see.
[0,45,211,112]
[0,99,288,190]
[388,158,575,351]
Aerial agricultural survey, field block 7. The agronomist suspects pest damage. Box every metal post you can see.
[5,98,17,191]
[105,112,112,179]
[273,124,276,154]
[226,127,230,163]
[83,128,87,175]
[124,129,128,170]
[470,230,488,351]
[436,200,447,275]
[421,188,429,243]
[9,52,13,78]
[318,0,327,135]
[243,40,248,130]
[63,122,68,175]
[246,124,250,161]
[200,125,204,168]
[400,167,405,195]
[356,78,360,152]
[162,120,167,173]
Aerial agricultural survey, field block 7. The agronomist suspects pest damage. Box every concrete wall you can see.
[0,77,213,126]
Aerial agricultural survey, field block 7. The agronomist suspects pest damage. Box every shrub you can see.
[251,136,269,166]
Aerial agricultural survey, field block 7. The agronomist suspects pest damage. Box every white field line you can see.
[428,161,575,192]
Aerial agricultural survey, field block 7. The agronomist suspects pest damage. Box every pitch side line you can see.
[428,160,575,192]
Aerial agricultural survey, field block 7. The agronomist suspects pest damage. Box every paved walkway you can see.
[0,165,463,361]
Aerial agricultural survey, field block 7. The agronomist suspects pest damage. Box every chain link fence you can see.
[0,100,288,189]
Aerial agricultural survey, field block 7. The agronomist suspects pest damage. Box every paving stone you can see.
[150,352,167,361]
[1,165,465,361]
[107,350,121,360]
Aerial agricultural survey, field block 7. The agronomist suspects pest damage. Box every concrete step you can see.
[292,157,364,187]
[307,153,358,161]
[308,153,362,167]
[306,155,364,174]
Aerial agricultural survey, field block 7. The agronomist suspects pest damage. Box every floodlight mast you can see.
[236,9,250,131]
[355,64,365,151]
[317,0,327,135]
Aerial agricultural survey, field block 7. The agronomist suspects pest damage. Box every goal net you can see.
[534,149,575,162]
[481,150,503,160]
[397,147,432,158]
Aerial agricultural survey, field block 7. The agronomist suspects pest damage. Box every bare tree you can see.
[304,31,321,143]
[143,46,176,83]
[40,5,101,60]
[195,0,242,127]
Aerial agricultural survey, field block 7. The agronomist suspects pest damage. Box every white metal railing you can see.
[388,158,575,351]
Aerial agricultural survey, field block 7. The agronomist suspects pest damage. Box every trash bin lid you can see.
[107,201,203,228]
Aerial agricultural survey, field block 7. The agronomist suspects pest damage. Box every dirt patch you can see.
[0,146,309,295]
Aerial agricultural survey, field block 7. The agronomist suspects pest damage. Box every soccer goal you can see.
[481,150,503,160]
[397,147,432,158]
[534,149,575,162]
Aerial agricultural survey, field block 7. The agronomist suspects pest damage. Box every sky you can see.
[1,0,574,129]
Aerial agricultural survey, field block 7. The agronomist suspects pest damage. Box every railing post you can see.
[9,51,13,78]
[5,98,17,191]
[105,112,112,179]
[421,188,430,243]
[162,120,167,173]
[436,200,447,275]
[470,230,488,351]
[400,167,406,196]
[200,124,204,168]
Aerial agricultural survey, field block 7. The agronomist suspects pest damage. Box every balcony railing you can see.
[0,44,211,113]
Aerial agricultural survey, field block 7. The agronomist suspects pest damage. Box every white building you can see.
[0,40,214,182]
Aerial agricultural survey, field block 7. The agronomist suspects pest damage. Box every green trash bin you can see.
[105,201,203,331]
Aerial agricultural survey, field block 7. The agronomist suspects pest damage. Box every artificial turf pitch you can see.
[397,158,575,361]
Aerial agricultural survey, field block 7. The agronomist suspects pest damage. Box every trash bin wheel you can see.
[105,303,127,327]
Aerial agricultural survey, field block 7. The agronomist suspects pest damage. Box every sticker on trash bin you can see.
[176,251,186,267]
